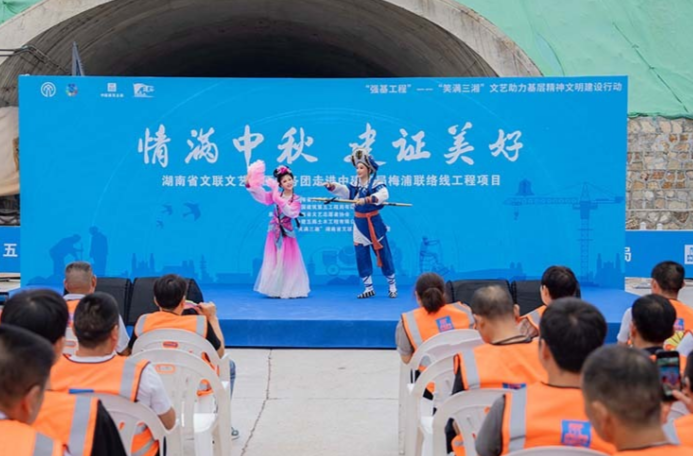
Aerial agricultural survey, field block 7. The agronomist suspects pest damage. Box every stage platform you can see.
[206,285,637,348]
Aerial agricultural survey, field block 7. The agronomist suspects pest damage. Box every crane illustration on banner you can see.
[505,179,624,284]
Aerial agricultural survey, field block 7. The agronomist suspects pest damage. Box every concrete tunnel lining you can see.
[0,0,541,105]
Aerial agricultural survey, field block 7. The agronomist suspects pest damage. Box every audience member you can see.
[630,294,677,355]
[0,324,64,455]
[128,273,239,438]
[447,285,544,455]
[582,346,693,455]
[618,261,693,350]
[475,298,613,455]
[518,265,579,338]
[396,272,474,364]
[0,290,126,456]
[63,261,129,353]
[51,292,175,456]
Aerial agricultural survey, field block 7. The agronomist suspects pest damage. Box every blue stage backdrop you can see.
[19,76,627,288]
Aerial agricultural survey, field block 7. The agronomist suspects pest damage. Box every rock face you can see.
[627,117,693,230]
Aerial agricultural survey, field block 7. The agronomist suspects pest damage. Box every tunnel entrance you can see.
[0,0,540,104]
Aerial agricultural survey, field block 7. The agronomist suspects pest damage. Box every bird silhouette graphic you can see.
[161,204,173,215]
[156,220,164,229]
[183,203,201,221]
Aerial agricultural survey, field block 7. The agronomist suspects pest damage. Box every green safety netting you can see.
[460,0,693,118]
[3,0,692,117]
[0,0,34,22]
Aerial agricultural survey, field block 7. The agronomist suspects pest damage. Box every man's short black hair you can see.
[153,274,188,309]
[540,298,607,373]
[0,324,54,408]
[632,294,676,344]
[0,289,68,344]
[582,345,662,427]
[73,292,120,349]
[541,266,579,300]
[470,285,515,319]
[651,261,685,294]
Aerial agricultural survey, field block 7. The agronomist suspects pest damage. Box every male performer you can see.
[325,149,397,298]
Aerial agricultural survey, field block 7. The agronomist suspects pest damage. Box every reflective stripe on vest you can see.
[450,303,475,327]
[33,432,59,456]
[507,387,528,452]
[461,349,480,389]
[663,422,679,445]
[67,395,93,456]
[402,311,423,348]
[120,358,141,399]
[135,316,146,336]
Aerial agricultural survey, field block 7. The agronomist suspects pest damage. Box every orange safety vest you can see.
[401,303,475,350]
[500,383,615,454]
[615,445,693,455]
[521,305,546,332]
[134,311,215,395]
[33,391,98,456]
[50,354,157,456]
[134,311,207,339]
[664,299,693,350]
[454,339,546,390]
[0,420,64,456]
[664,413,693,448]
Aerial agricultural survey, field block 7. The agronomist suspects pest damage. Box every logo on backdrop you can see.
[100,82,125,99]
[133,83,155,98]
[65,83,78,97]
[40,82,56,98]
[685,245,693,265]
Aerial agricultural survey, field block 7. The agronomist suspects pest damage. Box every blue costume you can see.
[328,149,397,298]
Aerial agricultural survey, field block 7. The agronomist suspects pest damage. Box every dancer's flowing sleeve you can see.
[246,160,273,205]
[275,196,301,219]
[247,186,273,205]
[329,183,351,199]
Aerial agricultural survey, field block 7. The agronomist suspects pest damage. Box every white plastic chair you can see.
[132,328,233,414]
[430,388,507,456]
[63,326,78,355]
[91,393,182,456]
[130,349,232,456]
[400,330,483,456]
[132,328,231,385]
[506,447,608,456]
[399,329,482,453]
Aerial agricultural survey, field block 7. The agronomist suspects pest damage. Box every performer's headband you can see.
[350,149,378,173]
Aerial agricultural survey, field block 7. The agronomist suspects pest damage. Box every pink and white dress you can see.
[247,182,310,299]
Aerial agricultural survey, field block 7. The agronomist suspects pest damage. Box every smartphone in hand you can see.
[656,350,681,402]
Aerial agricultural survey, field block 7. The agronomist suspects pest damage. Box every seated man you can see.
[618,261,693,349]
[582,346,693,455]
[0,324,64,455]
[63,261,129,353]
[630,294,677,356]
[668,351,693,447]
[128,273,238,438]
[447,285,545,455]
[451,285,544,394]
[518,265,579,338]
[1,289,126,456]
[475,298,614,455]
[51,293,175,456]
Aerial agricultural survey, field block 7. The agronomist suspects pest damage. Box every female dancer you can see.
[246,161,310,298]
[324,149,397,298]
